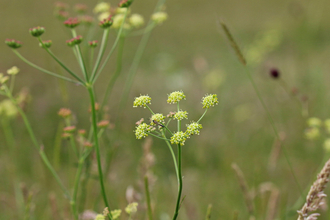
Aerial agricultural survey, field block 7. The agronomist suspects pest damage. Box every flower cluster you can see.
[167,91,186,104]
[186,122,203,135]
[133,95,151,108]
[5,39,22,49]
[29,26,45,37]
[135,123,154,139]
[66,35,83,47]
[174,110,188,121]
[170,131,187,145]
[150,113,165,126]
[99,15,113,28]
[202,94,219,108]
[64,17,80,28]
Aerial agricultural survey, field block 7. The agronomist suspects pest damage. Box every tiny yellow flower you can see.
[167,91,185,104]
[0,99,18,118]
[305,127,320,140]
[111,209,122,220]
[173,110,188,121]
[94,214,105,220]
[0,73,9,84]
[93,2,110,14]
[133,95,151,108]
[186,122,202,135]
[125,202,138,214]
[98,12,111,21]
[307,117,322,127]
[150,113,165,126]
[202,94,218,109]
[151,11,168,25]
[7,66,20,75]
[129,14,144,28]
[170,131,187,145]
[135,123,152,139]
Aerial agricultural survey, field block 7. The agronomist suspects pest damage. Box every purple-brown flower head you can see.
[29,26,45,37]
[5,39,22,49]
[74,4,88,13]
[270,68,280,79]
[99,15,113,28]
[88,40,98,48]
[119,0,134,8]
[64,17,80,28]
[40,40,52,48]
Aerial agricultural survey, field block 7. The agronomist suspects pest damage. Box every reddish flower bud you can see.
[64,17,80,28]
[97,120,110,128]
[58,108,72,117]
[66,36,83,47]
[63,125,76,133]
[270,68,280,79]
[55,10,69,20]
[74,4,88,13]
[118,0,133,8]
[88,40,98,48]
[29,26,45,37]
[39,40,52,48]
[54,2,69,10]
[99,15,113,28]
[5,39,22,49]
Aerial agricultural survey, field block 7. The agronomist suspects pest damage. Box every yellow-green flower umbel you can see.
[171,131,188,145]
[202,94,219,108]
[186,122,203,135]
[174,110,188,121]
[133,95,151,108]
[167,91,186,104]
[150,113,165,126]
[135,123,153,139]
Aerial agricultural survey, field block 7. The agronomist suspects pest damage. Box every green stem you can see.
[86,85,112,219]
[92,10,129,83]
[177,103,180,132]
[13,50,83,85]
[69,136,79,159]
[197,109,208,123]
[148,132,170,141]
[205,204,212,220]
[90,28,111,82]
[1,118,15,150]
[100,36,126,112]
[9,75,15,93]
[162,131,179,184]
[172,144,183,220]
[144,176,153,220]
[71,30,89,81]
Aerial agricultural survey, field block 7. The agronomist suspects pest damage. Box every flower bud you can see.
[0,74,9,84]
[270,68,280,79]
[73,35,83,44]
[129,14,144,28]
[5,39,22,49]
[58,108,72,118]
[64,17,80,28]
[80,15,94,25]
[29,26,45,37]
[55,10,69,20]
[99,15,113,28]
[89,40,98,48]
[97,120,110,128]
[151,12,168,25]
[7,66,20,75]
[39,40,52,48]
[78,129,86,136]
[63,125,76,133]
[74,4,88,13]
[119,0,134,8]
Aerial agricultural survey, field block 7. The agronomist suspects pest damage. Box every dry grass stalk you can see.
[219,20,247,66]
[231,163,255,216]
[268,132,286,171]
[297,158,330,220]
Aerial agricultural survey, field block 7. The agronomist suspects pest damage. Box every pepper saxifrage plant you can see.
[4,1,168,220]
[133,91,218,220]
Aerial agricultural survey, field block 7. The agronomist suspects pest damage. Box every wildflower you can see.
[111,209,122,220]
[186,122,203,135]
[99,15,113,28]
[171,131,187,145]
[167,91,185,104]
[202,94,218,108]
[0,99,18,118]
[97,120,110,128]
[135,123,152,139]
[0,73,9,84]
[305,127,320,140]
[39,40,52,48]
[150,113,165,126]
[173,110,188,121]
[125,202,138,214]
[94,214,105,220]
[98,12,110,21]
[63,125,76,133]
[66,36,83,47]
[7,66,20,75]
[61,133,72,138]
[119,0,134,8]
[58,108,72,117]
[5,39,22,49]
[89,40,98,48]
[112,14,125,29]
[93,2,110,14]
[269,68,280,79]
[129,14,144,28]
[116,7,130,14]
[64,17,80,28]
[167,111,176,118]
[307,117,322,127]
[74,4,88,13]
[29,26,45,37]
[133,95,151,108]
[78,129,86,136]
[151,12,168,25]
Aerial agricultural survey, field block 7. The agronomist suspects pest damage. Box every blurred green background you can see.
[1,0,330,219]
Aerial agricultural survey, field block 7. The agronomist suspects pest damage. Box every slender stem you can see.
[148,132,170,141]
[129,23,155,37]
[37,39,86,84]
[86,85,112,219]
[1,118,15,150]
[172,144,183,220]
[177,103,180,132]
[71,30,89,81]
[92,10,129,83]
[100,36,126,112]
[197,109,208,123]
[162,131,179,184]
[90,28,111,82]
[205,204,212,220]
[4,86,71,200]
[69,136,79,159]
[13,50,83,85]
[144,176,153,220]
[9,75,15,92]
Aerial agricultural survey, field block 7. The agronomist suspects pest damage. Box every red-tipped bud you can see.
[63,125,76,133]
[58,108,72,117]
[5,39,22,49]
[74,4,88,13]
[66,38,75,47]
[97,120,110,128]
[64,17,80,28]
[118,0,133,8]
[29,26,45,37]
[55,10,69,20]
[99,15,113,28]
[270,68,280,79]
[39,40,52,48]
[88,40,98,48]
[78,129,86,136]
[73,35,83,44]
[54,2,69,10]
[66,36,83,47]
